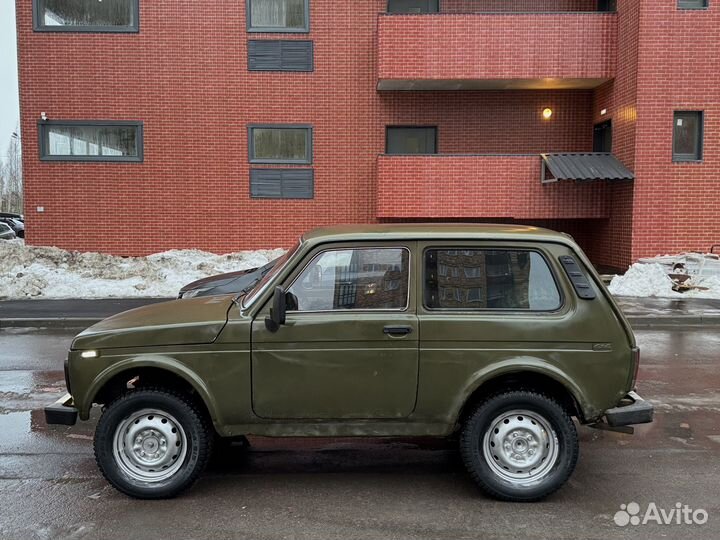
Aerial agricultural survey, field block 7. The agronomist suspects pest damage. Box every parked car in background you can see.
[0,217,24,238]
[0,222,17,240]
[46,224,652,501]
[178,259,279,298]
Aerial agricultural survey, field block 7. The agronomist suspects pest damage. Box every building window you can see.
[386,127,437,155]
[247,0,309,32]
[39,121,143,162]
[678,0,709,9]
[249,126,312,164]
[387,0,439,13]
[424,249,561,311]
[33,0,139,32]
[673,111,703,162]
[288,248,410,311]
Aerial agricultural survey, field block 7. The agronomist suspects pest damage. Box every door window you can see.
[424,249,561,311]
[288,248,410,311]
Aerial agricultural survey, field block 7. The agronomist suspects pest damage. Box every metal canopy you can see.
[541,153,635,183]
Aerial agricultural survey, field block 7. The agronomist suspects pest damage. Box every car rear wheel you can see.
[460,390,578,502]
[94,389,212,499]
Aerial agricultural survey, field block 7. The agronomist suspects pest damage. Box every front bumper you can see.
[605,391,654,427]
[44,393,78,426]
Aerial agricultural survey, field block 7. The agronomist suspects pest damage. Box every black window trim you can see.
[248,124,313,164]
[386,0,440,13]
[677,0,710,10]
[38,120,144,162]
[246,0,310,33]
[672,110,704,163]
[284,245,412,314]
[421,246,565,314]
[385,125,438,155]
[32,0,140,33]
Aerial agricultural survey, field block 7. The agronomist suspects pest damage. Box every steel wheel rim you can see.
[482,409,559,485]
[113,408,188,483]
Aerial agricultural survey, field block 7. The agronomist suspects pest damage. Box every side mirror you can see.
[265,286,287,332]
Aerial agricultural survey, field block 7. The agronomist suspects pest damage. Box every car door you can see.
[251,242,419,419]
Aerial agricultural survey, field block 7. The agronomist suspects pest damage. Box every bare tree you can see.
[1,128,22,214]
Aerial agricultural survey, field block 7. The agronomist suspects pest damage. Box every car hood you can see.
[72,295,235,350]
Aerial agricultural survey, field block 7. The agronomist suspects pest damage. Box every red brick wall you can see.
[442,1,598,12]
[582,0,640,269]
[630,1,720,259]
[377,155,608,219]
[18,0,600,255]
[381,91,593,154]
[378,13,616,83]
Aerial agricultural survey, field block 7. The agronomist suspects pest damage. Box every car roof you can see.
[301,223,574,246]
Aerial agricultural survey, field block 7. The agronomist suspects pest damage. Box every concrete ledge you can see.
[0,318,100,330]
[628,316,720,328]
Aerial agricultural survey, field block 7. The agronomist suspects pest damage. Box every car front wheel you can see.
[94,389,212,499]
[460,390,579,502]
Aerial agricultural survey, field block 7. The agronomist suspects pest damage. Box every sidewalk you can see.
[2,296,720,329]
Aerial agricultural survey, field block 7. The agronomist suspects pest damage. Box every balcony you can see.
[377,12,617,90]
[376,154,610,220]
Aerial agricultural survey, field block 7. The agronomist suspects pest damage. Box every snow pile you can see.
[0,240,285,299]
[609,262,720,299]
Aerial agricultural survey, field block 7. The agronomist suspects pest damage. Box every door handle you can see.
[383,326,413,336]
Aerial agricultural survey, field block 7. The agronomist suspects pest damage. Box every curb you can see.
[627,316,720,327]
[0,318,101,330]
[3,316,720,330]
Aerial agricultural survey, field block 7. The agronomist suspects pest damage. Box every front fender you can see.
[450,356,594,422]
[78,355,220,425]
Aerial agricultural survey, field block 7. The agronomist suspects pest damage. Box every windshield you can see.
[242,241,300,308]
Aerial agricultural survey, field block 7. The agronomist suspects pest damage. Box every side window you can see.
[288,248,410,311]
[424,249,561,311]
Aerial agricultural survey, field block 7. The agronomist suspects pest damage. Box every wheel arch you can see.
[454,362,590,429]
[81,356,220,427]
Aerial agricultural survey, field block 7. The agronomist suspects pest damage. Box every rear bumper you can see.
[605,391,654,427]
[44,393,78,426]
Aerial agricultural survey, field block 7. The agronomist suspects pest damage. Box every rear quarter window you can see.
[424,249,562,311]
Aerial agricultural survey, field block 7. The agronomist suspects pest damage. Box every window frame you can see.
[38,120,144,162]
[32,0,140,33]
[246,0,310,33]
[672,111,704,163]
[421,247,565,313]
[285,246,412,314]
[385,126,438,155]
[677,0,709,10]
[248,124,313,164]
[386,0,440,13]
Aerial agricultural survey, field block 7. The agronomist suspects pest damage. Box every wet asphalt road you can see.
[0,327,719,540]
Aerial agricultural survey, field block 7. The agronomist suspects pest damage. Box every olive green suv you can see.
[45,224,652,501]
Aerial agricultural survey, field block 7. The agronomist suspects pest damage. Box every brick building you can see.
[16,0,719,270]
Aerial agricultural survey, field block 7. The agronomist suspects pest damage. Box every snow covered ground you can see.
[608,260,720,300]
[3,240,720,301]
[0,239,285,299]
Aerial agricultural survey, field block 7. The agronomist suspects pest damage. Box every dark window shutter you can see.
[281,41,313,71]
[248,40,313,72]
[251,169,314,199]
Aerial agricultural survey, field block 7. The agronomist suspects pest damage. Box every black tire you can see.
[94,388,212,499]
[460,390,578,502]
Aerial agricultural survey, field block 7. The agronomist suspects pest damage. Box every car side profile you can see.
[46,224,652,501]
[0,222,17,240]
